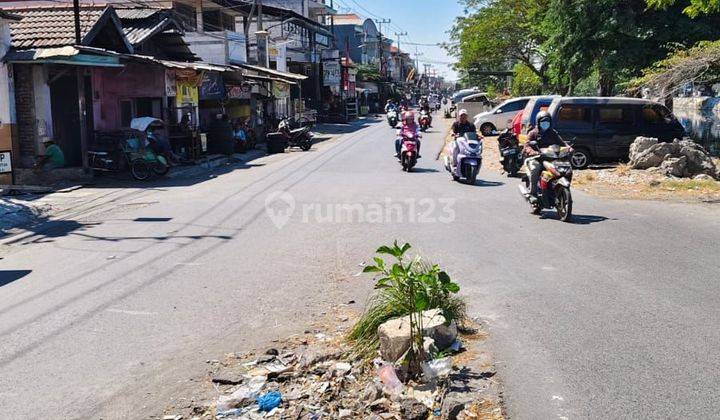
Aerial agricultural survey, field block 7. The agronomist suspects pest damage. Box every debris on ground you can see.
[163,305,503,420]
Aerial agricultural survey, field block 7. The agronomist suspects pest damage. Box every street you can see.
[1,117,720,419]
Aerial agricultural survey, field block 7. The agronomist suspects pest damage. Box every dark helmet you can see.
[536,111,552,131]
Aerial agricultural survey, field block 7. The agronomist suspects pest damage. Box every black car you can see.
[546,97,686,169]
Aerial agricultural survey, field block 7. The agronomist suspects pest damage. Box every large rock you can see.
[631,141,679,169]
[660,155,688,177]
[378,309,457,362]
[677,140,718,178]
[628,136,658,163]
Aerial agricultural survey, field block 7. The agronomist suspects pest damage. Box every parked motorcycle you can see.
[518,143,574,222]
[398,130,419,172]
[497,128,523,177]
[387,109,399,127]
[419,110,431,132]
[267,117,314,153]
[444,132,482,184]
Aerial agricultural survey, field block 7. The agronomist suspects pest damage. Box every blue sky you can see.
[331,0,466,81]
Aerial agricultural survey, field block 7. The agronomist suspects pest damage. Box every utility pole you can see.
[375,18,390,73]
[256,0,269,67]
[394,31,407,81]
[73,0,88,171]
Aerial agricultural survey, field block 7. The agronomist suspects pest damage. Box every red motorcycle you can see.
[399,132,419,172]
[419,110,431,132]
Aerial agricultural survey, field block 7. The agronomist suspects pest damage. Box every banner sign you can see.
[200,72,225,100]
[323,61,341,86]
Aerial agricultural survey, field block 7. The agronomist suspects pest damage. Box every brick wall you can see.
[13,64,36,166]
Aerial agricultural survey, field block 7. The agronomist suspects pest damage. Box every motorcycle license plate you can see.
[502,150,516,156]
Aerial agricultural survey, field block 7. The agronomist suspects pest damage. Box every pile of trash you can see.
[629,137,720,180]
[189,309,500,420]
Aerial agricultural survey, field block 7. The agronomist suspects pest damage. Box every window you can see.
[641,107,663,124]
[499,99,528,113]
[120,100,133,127]
[465,95,487,103]
[556,105,592,129]
[598,107,633,124]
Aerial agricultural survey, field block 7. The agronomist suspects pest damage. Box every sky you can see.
[330,0,466,81]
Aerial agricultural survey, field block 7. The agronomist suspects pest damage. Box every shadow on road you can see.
[411,168,440,173]
[0,270,32,288]
[470,179,504,187]
[570,214,611,225]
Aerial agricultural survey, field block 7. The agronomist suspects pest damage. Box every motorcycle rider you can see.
[419,96,432,126]
[449,109,479,170]
[395,110,421,158]
[523,111,570,203]
[385,99,397,113]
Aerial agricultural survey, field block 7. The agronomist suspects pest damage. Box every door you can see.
[49,74,81,166]
[554,104,594,154]
[594,105,637,160]
[493,99,528,128]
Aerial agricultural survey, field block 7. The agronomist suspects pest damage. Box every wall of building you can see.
[0,19,16,183]
[13,64,38,168]
[92,63,165,131]
[183,32,229,65]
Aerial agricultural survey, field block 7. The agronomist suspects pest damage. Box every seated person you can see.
[147,126,181,164]
[34,137,65,171]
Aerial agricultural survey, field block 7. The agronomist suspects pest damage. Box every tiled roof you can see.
[116,8,172,45]
[9,6,107,49]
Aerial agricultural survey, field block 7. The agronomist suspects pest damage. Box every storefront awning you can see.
[232,63,307,83]
[4,47,123,67]
[356,82,379,94]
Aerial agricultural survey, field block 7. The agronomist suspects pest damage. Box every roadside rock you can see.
[378,309,458,362]
[694,174,715,181]
[660,155,688,177]
[629,137,718,179]
[400,398,428,420]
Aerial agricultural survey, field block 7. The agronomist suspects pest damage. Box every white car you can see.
[473,96,533,136]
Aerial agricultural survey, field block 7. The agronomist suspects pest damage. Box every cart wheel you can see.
[130,159,151,181]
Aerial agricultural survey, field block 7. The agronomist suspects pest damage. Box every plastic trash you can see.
[422,357,453,380]
[376,362,404,394]
[256,391,282,411]
[450,339,463,352]
[216,375,267,412]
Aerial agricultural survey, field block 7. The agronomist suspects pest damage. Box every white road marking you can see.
[541,266,556,271]
[106,308,157,316]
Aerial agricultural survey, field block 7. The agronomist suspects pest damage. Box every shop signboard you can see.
[227,82,253,99]
[0,151,11,174]
[200,72,225,100]
[323,61,341,86]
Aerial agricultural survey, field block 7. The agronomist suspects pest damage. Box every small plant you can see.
[353,241,463,375]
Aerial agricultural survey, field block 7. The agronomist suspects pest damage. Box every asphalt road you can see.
[1,116,719,419]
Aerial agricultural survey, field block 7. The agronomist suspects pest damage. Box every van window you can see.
[642,105,672,124]
[598,107,633,125]
[556,105,592,129]
[499,99,528,113]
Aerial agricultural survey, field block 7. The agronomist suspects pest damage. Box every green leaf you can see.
[400,242,412,255]
[446,282,461,293]
[438,271,451,284]
[376,245,394,255]
[415,294,429,311]
[391,264,404,277]
[373,257,386,270]
[363,265,380,273]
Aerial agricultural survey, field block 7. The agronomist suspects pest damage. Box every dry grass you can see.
[661,179,720,192]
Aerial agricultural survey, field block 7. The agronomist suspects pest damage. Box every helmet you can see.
[536,111,552,132]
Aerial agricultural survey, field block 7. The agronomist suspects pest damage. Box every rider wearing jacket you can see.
[451,109,476,136]
[395,111,421,158]
[385,99,397,113]
[524,111,568,202]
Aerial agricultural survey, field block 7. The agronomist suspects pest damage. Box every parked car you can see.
[451,88,481,106]
[473,96,532,136]
[458,92,493,119]
[519,95,561,142]
[546,97,686,169]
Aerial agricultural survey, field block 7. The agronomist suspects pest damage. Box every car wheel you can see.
[480,123,496,136]
[571,148,591,169]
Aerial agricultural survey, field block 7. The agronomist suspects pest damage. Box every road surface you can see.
[1,117,719,419]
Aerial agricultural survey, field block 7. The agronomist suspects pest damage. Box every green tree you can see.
[647,0,720,16]
[511,63,543,96]
[449,0,551,88]
[542,0,720,95]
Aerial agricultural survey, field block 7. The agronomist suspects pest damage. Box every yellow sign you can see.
[176,81,199,105]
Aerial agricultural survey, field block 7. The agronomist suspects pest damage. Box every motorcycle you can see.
[497,128,523,177]
[444,132,483,184]
[267,117,314,153]
[398,130,419,172]
[419,110,431,132]
[518,143,574,222]
[387,109,399,127]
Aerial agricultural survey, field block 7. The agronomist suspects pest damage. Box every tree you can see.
[647,0,720,16]
[449,0,551,89]
[542,0,720,95]
[511,63,543,96]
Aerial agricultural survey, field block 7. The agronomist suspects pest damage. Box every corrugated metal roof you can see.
[116,8,174,46]
[9,6,106,49]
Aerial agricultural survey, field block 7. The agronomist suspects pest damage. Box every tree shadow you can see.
[0,270,32,288]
